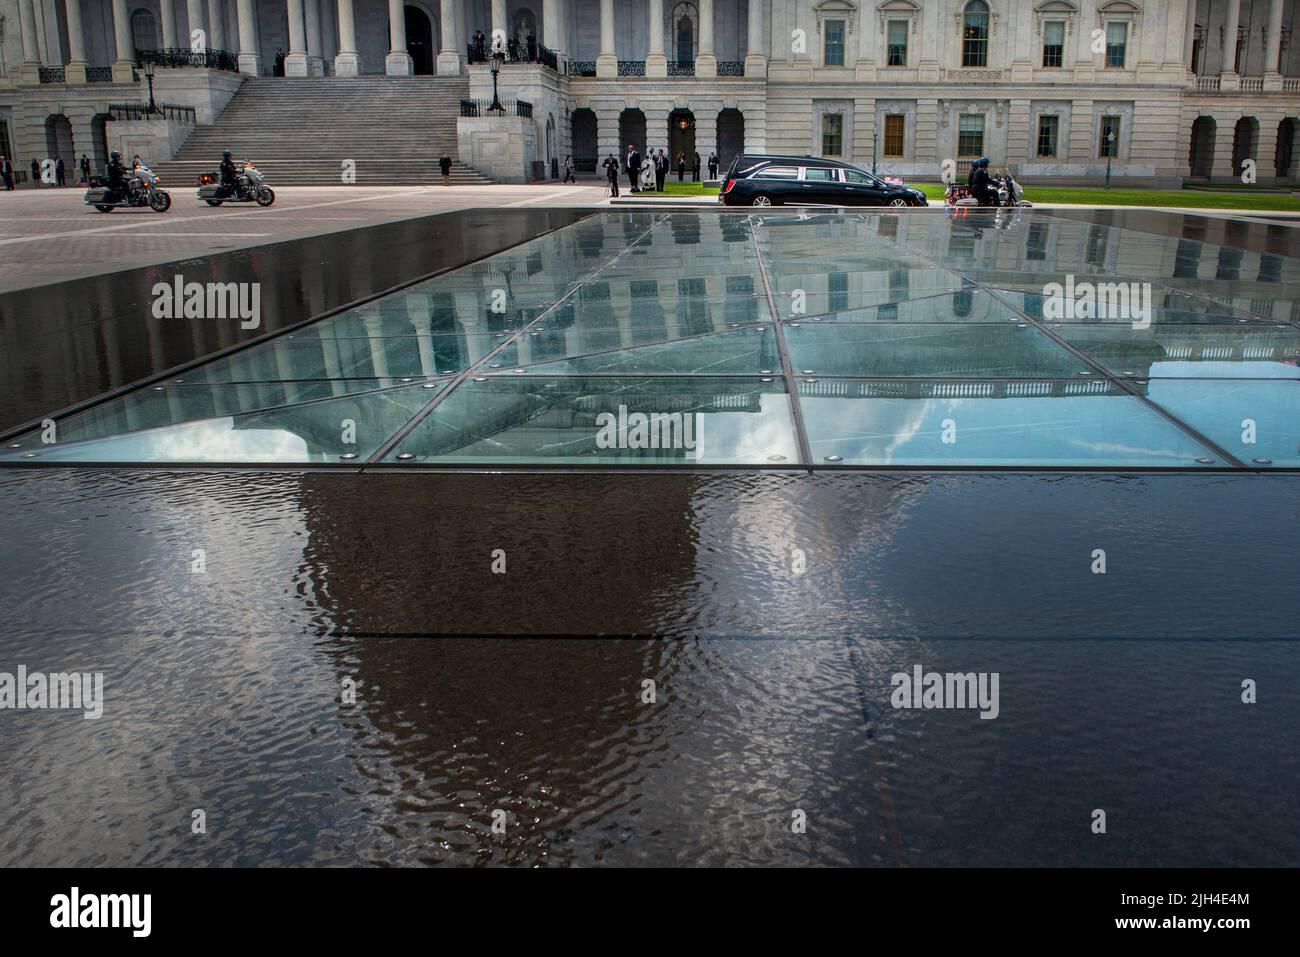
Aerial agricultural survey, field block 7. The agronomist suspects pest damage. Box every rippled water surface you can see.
[0,469,1296,866]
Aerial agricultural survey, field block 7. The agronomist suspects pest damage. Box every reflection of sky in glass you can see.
[2,211,1297,468]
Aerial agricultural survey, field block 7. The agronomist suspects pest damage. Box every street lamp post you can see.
[488,53,505,114]
[872,127,878,175]
[144,60,158,115]
[1104,130,1115,189]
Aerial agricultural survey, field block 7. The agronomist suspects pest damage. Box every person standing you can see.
[707,151,719,179]
[274,48,286,76]
[54,155,66,186]
[526,30,537,62]
[30,158,41,187]
[602,153,620,197]
[691,152,700,182]
[676,152,686,182]
[439,151,452,186]
[0,156,13,191]
[473,29,486,60]
[562,155,576,183]
[79,154,91,184]
[654,149,667,192]
[625,143,641,193]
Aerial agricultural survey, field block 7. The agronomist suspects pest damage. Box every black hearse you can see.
[718,154,927,208]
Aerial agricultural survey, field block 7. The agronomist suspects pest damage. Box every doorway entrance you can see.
[668,109,696,175]
[406,6,435,75]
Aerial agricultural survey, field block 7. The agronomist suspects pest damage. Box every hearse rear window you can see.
[753,166,799,178]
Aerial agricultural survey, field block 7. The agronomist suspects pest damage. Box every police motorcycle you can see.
[83,151,172,213]
[198,150,275,207]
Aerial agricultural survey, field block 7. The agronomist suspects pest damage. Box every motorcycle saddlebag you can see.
[83,187,112,205]
[197,183,223,200]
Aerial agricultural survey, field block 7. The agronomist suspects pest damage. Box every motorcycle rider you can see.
[105,150,128,203]
[218,149,238,198]
[968,156,996,207]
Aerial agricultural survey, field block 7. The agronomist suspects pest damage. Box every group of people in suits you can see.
[601,145,721,196]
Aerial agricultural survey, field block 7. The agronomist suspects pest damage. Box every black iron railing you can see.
[718,60,745,76]
[107,102,197,122]
[618,60,646,76]
[668,60,695,76]
[460,99,533,119]
[86,66,114,82]
[39,67,65,83]
[465,41,558,71]
[568,60,597,76]
[135,48,239,72]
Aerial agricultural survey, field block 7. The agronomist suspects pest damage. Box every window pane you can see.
[887,20,908,66]
[1037,115,1058,157]
[962,3,989,67]
[1099,117,1120,157]
[1043,21,1064,67]
[1106,22,1127,67]
[958,114,984,158]
[824,19,845,66]
[755,166,799,178]
[883,115,905,156]
[822,114,843,157]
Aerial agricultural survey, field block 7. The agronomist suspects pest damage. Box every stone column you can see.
[385,0,412,74]
[334,0,360,74]
[491,0,506,50]
[647,0,665,76]
[236,0,260,73]
[1264,0,1284,89]
[305,0,324,75]
[596,0,616,77]
[1221,0,1240,88]
[542,0,564,57]
[18,0,40,78]
[437,0,462,74]
[63,0,89,83]
[186,0,207,47]
[696,0,715,77]
[1183,0,1196,74]
[285,0,309,74]
[745,0,765,77]
[111,0,135,80]
[208,0,226,49]
[160,0,178,48]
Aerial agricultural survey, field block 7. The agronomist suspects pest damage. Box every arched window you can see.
[672,3,698,65]
[131,9,159,52]
[962,1,989,68]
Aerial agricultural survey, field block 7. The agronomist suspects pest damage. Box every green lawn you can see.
[648,178,1300,210]
[911,182,1300,210]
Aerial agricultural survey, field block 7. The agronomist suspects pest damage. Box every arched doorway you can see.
[1275,118,1296,179]
[44,115,74,165]
[1232,116,1258,177]
[545,113,556,178]
[512,7,537,43]
[405,6,434,75]
[90,115,111,175]
[571,108,597,172]
[619,108,646,157]
[668,109,695,173]
[717,108,744,171]
[1188,116,1215,179]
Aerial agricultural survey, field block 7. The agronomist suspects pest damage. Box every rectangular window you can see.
[1105,22,1127,68]
[1042,21,1064,68]
[958,114,985,158]
[883,114,905,157]
[1190,36,1202,74]
[887,20,908,66]
[1037,115,1059,157]
[1235,30,1247,73]
[822,114,843,157]
[753,165,799,179]
[824,20,845,66]
[1099,115,1120,157]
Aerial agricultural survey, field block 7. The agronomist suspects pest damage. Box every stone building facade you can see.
[2,0,1299,184]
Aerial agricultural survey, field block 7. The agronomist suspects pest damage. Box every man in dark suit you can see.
[654,149,668,191]
[625,144,641,193]
[0,156,13,191]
